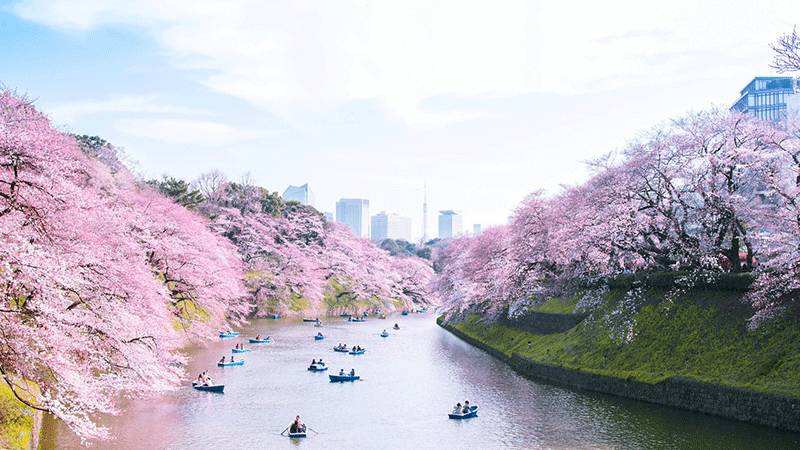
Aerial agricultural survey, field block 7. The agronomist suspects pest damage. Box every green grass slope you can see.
[448,288,800,398]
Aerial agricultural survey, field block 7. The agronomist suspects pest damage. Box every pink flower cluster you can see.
[435,110,800,325]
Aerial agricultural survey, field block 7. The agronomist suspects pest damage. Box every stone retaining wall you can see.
[438,318,800,432]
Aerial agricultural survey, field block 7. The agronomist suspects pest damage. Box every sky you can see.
[2,1,800,240]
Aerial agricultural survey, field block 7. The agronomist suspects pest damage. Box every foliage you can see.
[0,92,249,440]
[197,172,435,316]
[146,176,204,209]
[379,239,433,260]
[449,286,800,398]
[433,109,800,326]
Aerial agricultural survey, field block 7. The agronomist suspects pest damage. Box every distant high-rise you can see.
[422,182,428,242]
[323,212,334,222]
[336,198,370,238]
[371,212,412,242]
[473,224,482,235]
[731,76,800,122]
[282,183,315,206]
[438,210,462,239]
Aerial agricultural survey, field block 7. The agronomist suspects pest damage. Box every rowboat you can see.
[448,405,478,419]
[348,349,366,355]
[217,360,245,367]
[218,331,239,338]
[329,374,360,382]
[303,318,319,323]
[380,331,389,337]
[308,364,328,372]
[401,311,409,316]
[249,338,271,344]
[288,431,306,438]
[231,348,251,353]
[349,317,366,323]
[333,346,349,353]
[270,314,280,319]
[314,335,325,341]
[191,382,224,393]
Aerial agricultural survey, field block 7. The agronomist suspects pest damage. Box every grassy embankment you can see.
[0,382,37,449]
[445,284,800,398]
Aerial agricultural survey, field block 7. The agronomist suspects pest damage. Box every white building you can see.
[336,198,370,238]
[282,183,315,206]
[438,210,463,239]
[371,212,412,242]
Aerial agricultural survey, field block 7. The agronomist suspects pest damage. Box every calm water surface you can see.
[43,314,800,449]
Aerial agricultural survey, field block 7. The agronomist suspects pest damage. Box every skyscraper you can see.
[282,183,315,206]
[473,224,482,235]
[731,76,800,121]
[336,198,370,238]
[438,210,462,239]
[323,212,334,222]
[371,212,412,242]
[422,182,428,242]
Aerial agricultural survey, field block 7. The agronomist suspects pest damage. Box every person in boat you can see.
[339,369,345,376]
[317,332,323,337]
[255,334,261,340]
[453,402,462,414]
[290,415,305,434]
[219,356,226,364]
[311,359,317,365]
[463,400,470,413]
[349,368,355,377]
[318,359,324,366]
[393,323,400,330]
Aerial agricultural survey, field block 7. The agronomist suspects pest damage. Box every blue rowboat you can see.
[448,405,478,419]
[249,338,271,344]
[270,314,280,319]
[231,348,251,353]
[192,382,224,393]
[329,374,360,382]
[308,364,328,372]
[349,318,366,323]
[218,331,239,338]
[348,349,366,355]
[314,335,325,341]
[333,347,349,353]
[217,360,245,367]
[380,332,389,338]
[288,431,306,438]
[401,311,409,316]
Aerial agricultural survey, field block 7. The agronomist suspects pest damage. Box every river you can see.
[42,314,800,449]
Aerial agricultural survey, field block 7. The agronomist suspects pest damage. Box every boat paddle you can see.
[280,426,289,436]
[308,426,320,435]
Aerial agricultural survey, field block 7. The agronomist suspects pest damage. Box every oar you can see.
[280,426,289,436]
[308,426,320,435]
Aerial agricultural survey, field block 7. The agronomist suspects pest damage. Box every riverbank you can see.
[437,286,800,432]
[0,382,40,449]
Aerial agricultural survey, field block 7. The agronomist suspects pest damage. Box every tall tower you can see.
[422,182,428,243]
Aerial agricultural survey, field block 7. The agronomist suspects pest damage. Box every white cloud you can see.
[12,0,800,128]
[114,118,260,146]
[46,95,208,124]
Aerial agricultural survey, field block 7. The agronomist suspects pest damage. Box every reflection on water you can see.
[43,315,800,449]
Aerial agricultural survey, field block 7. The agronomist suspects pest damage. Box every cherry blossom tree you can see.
[0,91,248,440]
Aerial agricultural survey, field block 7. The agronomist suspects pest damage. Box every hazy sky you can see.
[3,1,800,239]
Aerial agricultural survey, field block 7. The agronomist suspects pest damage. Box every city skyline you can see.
[3,2,800,240]
[283,181,475,241]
